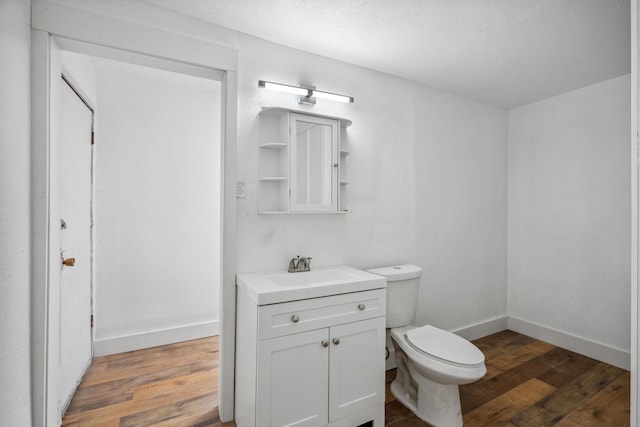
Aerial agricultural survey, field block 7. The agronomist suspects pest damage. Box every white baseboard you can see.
[452,316,509,341]
[508,316,630,370]
[94,320,219,356]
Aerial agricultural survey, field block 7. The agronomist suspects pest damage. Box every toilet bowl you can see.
[389,324,486,427]
[367,265,486,427]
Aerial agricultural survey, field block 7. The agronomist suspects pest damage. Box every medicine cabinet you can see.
[257,107,351,214]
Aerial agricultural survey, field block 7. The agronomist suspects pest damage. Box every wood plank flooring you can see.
[61,336,230,427]
[63,330,629,426]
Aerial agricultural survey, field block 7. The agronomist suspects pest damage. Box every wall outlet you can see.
[236,180,247,199]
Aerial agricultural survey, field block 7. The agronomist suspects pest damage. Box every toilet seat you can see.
[406,325,485,368]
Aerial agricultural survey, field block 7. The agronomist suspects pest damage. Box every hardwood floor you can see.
[61,336,230,427]
[63,330,629,426]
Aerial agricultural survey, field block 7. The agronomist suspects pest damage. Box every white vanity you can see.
[235,266,387,427]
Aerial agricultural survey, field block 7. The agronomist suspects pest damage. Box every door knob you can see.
[333,337,340,345]
[62,258,76,267]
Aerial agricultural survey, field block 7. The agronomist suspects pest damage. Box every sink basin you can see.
[237,265,386,305]
[265,269,363,287]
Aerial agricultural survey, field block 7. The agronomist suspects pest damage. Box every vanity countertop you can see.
[236,265,386,305]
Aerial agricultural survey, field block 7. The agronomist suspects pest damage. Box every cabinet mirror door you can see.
[290,113,338,212]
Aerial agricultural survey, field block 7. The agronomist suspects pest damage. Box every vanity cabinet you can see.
[235,284,386,427]
[257,107,351,214]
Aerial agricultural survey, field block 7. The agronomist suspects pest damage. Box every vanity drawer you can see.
[257,289,386,340]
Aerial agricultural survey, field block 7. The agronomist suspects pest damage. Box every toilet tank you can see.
[367,264,422,328]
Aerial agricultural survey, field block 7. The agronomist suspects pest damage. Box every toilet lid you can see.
[406,325,485,367]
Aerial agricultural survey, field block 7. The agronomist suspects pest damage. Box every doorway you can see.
[88,56,222,357]
[31,13,239,424]
[57,50,223,417]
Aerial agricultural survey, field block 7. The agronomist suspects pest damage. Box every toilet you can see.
[367,265,486,427]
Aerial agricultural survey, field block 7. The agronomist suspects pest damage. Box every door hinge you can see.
[91,130,95,145]
[90,314,94,328]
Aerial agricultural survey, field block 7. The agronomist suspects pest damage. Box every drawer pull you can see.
[321,340,329,347]
[333,337,341,345]
[291,314,300,323]
[358,303,366,311]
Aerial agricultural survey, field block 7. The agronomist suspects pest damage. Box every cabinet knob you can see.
[321,340,329,347]
[333,337,340,345]
[358,303,366,311]
[291,314,300,323]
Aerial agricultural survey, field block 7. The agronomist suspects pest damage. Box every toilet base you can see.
[392,349,463,427]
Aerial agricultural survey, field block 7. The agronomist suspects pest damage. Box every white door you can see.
[59,76,93,411]
[329,317,386,422]
[257,329,329,427]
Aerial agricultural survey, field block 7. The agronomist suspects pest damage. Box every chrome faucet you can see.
[288,255,312,273]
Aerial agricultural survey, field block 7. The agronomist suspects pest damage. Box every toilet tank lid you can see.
[366,264,422,281]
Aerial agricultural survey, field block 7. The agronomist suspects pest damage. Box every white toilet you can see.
[367,265,486,427]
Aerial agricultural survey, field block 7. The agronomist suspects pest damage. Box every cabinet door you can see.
[328,317,386,422]
[257,329,329,427]
[289,113,338,212]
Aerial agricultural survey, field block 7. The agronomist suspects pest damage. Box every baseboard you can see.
[508,316,630,370]
[94,320,219,356]
[452,316,509,341]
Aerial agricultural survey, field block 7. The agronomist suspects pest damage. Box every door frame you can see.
[30,3,239,425]
[633,0,639,425]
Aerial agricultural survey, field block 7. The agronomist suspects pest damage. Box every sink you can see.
[237,265,386,305]
[265,269,362,287]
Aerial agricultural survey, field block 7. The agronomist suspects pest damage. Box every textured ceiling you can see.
[148,1,629,108]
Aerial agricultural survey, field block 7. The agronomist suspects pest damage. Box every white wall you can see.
[235,40,419,273]
[508,74,631,354]
[52,0,510,334]
[93,59,222,353]
[413,89,508,330]
[233,34,509,336]
[0,0,32,424]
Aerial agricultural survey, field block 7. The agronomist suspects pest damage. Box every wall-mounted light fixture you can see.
[258,80,354,105]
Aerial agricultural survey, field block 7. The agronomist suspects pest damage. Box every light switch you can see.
[236,180,247,199]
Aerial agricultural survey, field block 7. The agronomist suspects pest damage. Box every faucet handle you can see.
[288,256,299,273]
[296,256,312,272]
